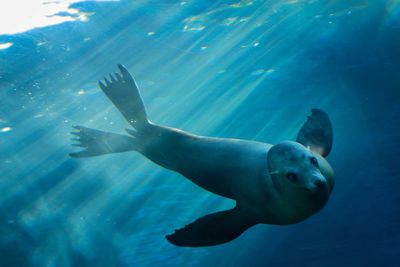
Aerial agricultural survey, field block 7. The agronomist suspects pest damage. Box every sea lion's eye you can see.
[310,157,319,167]
[286,172,298,182]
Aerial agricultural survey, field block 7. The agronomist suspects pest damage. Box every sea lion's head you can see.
[267,141,331,215]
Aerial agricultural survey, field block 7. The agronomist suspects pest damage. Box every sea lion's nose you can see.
[314,178,327,190]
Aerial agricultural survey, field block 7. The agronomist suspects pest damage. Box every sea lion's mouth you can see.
[305,178,330,209]
[309,184,329,198]
[306,174,328,193]
[311,185,330,205]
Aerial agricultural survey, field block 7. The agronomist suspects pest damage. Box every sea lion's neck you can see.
[239,170,281,224]
[270,189,329,225]
[250,171,326,225]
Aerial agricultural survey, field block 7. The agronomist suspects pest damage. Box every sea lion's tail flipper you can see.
[69,126,137,158]
[166,207,255,247]
[296,109,333,157]
[99,64,149,129]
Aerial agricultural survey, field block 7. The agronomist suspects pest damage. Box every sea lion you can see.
[70,64,335,247]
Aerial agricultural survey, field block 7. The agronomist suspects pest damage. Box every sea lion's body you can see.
[132,123,333,225]
[71,65,335,247]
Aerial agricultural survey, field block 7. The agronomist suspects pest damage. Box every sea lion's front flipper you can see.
[296,109,333,157]
[166,207,255,247]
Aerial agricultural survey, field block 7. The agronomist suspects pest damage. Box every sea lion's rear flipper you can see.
[166,207,255,247]
[70,65,150,158]
[99,64,148,129]
[296,109,333,157]
[69,126,137,158]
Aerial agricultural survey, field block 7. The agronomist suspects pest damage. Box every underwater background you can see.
[1,0,399,266]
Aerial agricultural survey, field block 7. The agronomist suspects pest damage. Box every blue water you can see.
[1,0,399,266]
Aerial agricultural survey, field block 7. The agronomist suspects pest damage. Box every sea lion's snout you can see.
[308,175,328,193]
[314,178,327,190]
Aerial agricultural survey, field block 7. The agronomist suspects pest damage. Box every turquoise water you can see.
[1,0,399,266]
